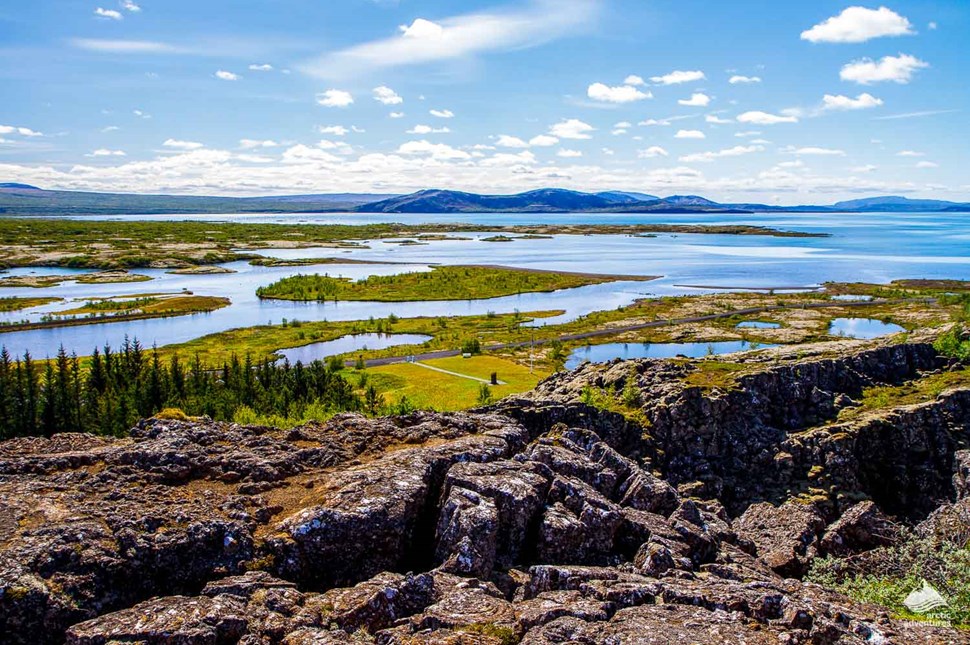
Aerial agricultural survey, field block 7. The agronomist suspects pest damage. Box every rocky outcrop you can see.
[3,338,970,643]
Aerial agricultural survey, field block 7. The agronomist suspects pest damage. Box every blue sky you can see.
[0,0,967,203]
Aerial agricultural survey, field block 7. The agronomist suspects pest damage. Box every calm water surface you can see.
[1,211,966,357]
[566,340,773,369]
[277,333,432,364]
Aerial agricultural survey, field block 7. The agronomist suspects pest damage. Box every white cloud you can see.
[430,109,455,118]
[784,146,846,156]
[729,75,761,84]
[557,149,583,158]
[821,92,884,111]
[72,39,179,54]
[680,145,763,163]
[587,82,652,103]
[133,109,151,119]
[840,54,928,84]
[0,125,43,137]
[639,119,670,127]
[373,86,403,105]
[705,115,733,124]
[94,7,123,20]
[529,134,559,147]
[249,64,274,71]
[550,118,594,140]
[316,140,354,155]
[389,112,405,119]
[624,75,646,86]
[778,160,805,169]
[163,139,204,150]
[282,145,342,164]
[316,90,354,108]
[239,139,279,149]
[495,135,529,148]
[318,125,349,136]
[121,0,141,11]
[101,126,120,133]
[675,129,706,139]
[801,6,914,43]
[215,70,240,81]
[928,21,937,30]
[897,150,924,157]
[678,92,711,107]
[408,124,450,134]
[916,160,938,168]
[301,0,598,79]
[851,164,878,173]
[735,130,761,137]
[398,140,471,160]
[638,146,669,158]
[481,151,537,167]
[650,70,705,85]
[602,147,615,156]
[87,149,126,157]
[737,111,798,125]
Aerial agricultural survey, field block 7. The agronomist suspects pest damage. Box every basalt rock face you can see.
[2,339,970,643]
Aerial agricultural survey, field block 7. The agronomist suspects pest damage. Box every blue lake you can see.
[0,210,967,357]
[736,321,781,329]
[827,318,905,339]
[566,340,774,369]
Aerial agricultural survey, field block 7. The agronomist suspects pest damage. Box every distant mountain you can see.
[595,191,659,203]
[0,183,41,191]
[360,189,626,213]
[0,184,966,216]
[832,196,968,212]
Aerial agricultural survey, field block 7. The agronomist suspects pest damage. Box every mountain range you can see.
[1,183,968,216]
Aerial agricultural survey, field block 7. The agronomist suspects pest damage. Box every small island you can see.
[256,265,656,302]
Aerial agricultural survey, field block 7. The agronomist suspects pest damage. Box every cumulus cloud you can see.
[430,109,455,118]
[916,160,938,168]
[215,70,240,81]
[495,135,529,148]
[679,145,763,162]
[301,0,598,79]
[840,54,928,84]
[557,149,583,158]
[121,0,141,11]
[317,90,354,107]
[675,129,706,139]
[801,6,914,43]
[705,115,733,124]
[397,140,471,160]
[624,75,646,86]
[249,64,274,71]
[239,139,279,149]
[851,164,878,173]
[163,139,204,150]
[638,146,669,158]
[729,75,761,84]
[550,119,594,140]
[678,92,711,107]
[94,7,123,20]
[0,125,43,137]
[72,39,181,54]
[86,149,126,157]
[821,93,884,110]
[650,70,705,85]
[587,82,652,103]
[389,112,405,119]
[737,111,798,125]
[529,135,559,147]
[408,124,450,134]
[373,86,403,105]
[318,125,350,136]
[897,150,924,157]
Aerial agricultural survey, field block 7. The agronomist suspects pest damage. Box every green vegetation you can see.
[935,325,970,361]
[808,531,970,628]
[0,271,152,288]
[0,218,823,270]
[0,295,231,332]
[456,623,518,645]
[256,266,651,302]
[0,296,60,312]
[0,339,362,438]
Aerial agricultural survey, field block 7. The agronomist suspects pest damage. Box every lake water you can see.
[276,333,432,364]
[566,340,773,369]
[736,321,781,329]
[0,211,966,357]
[827,318,906,339]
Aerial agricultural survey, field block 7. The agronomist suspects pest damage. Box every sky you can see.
[0,0,967,204]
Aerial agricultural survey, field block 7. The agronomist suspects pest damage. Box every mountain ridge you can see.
[1,184,968,215]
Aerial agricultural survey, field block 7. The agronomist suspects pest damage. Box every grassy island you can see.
[256,265,655,302]
[0,296,62,312]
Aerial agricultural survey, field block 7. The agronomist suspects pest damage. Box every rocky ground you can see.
[1,333,969,643]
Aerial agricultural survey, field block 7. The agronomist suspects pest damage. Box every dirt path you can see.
[352,298,930,368]
[411,361,507,385]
